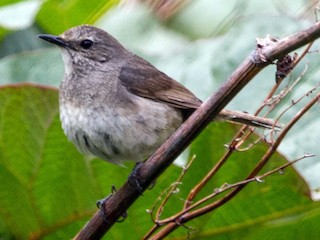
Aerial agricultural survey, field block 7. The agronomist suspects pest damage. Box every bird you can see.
[38,25,276,165]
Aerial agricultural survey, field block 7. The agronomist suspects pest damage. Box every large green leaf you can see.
[0,0,320,239]
[185,123,318,239]
[0,84,316,239]
[0,84,132,239]
[136,122,318,239]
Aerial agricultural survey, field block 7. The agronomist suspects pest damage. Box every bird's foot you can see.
[128,162,144,194]
[97,185,127,222]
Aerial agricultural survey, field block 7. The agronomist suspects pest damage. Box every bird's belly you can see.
[59,100,183,165]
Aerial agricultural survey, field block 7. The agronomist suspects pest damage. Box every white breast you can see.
[59,97,183,165]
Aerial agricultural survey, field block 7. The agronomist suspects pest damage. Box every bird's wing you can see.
[118,55,280,129]
[118,56,202,109]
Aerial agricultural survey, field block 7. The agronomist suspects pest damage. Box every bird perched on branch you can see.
[39,25,276,165]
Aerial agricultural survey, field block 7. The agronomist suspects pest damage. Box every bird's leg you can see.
[128,162,145,194]
[96,185,128,222]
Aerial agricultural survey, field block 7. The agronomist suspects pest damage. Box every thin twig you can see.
[152,152,314,227]
[239,42,313,146]
[151,91,320,239]
[144,155,196,239]
[156,155,196,221]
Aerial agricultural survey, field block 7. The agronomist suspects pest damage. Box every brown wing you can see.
[118,55,279,129]
[118,55,202,110]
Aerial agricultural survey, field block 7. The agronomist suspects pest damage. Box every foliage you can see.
[0,0,320,239]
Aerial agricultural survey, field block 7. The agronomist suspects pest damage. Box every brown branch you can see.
[150,153,314,228]
[151,90,320,239]
[150,84,301,229]
[181,45,308,209]
[162,34,314,212]
[74,22,320,240]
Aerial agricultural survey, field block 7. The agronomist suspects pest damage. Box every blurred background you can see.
[1,0,320,239]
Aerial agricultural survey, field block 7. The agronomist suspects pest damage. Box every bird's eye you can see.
[80,39,93,49]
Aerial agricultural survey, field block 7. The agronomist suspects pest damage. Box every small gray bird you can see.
[39,25,275,165]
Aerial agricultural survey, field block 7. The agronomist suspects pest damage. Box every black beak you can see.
[38,34,69,48]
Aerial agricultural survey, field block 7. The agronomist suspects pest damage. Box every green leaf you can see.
[0,0,21,7]
[36,0,120,34]
[0,84,317,239]
[0,1,319,238]
[107,123,316,239]
[0,84,133,239]
[188,123,317,239]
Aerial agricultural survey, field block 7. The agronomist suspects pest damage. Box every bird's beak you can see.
[38,34,69,48]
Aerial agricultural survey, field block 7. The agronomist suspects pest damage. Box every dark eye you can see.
[80,39,93,49]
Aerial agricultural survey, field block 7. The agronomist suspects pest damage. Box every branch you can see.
[74,22,320,240]
[152,88,320,239]
[144,153,314,231]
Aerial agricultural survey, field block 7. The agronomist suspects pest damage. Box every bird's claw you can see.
[97,185,127,223]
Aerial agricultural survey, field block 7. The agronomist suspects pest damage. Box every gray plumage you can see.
[39,25,277,165]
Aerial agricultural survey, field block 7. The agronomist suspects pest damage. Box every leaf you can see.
[0,70,317,239]
[36,0,120,34]
[0,83,175,239]
[159,123,318,239]
[0,84,130,239]
[0,1,319,238]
